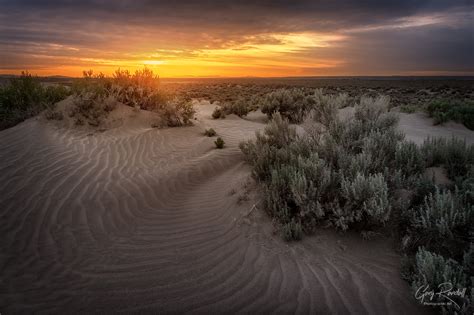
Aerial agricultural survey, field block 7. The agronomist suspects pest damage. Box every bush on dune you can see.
[214,137,225,149]
[409,189,473,259]
[312,89,351,125]
[241,91,473,310]
[212,106,226,119]
[412,248,472,314]
[260,88,316,123]
[222,98,254,117]
[68,93,117,127]
[69,68,195,128]
[421,137,474,180]
[0,72,71,129]
[426,99,474,130]
[204,128,216,137]
[241,95,400,234]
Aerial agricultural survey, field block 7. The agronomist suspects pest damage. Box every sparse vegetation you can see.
[0,72,71,129]
[204,128,216,137]
[241,91,473,311]
[214,137,225,149]
[399,104,418,113]
[44,108,64,121]
[426,99,474,130]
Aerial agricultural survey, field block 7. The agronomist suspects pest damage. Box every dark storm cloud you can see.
[0,0,472,75]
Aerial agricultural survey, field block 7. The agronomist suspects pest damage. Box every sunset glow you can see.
[0,1,472,77]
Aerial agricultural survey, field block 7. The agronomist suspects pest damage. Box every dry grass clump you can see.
[241,90,473,311]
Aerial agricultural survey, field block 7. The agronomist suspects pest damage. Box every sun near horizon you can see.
[1,1,473,78]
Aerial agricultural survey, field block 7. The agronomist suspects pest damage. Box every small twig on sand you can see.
[245,201,260,217]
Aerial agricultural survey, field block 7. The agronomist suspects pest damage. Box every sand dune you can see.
[3,101,469,313]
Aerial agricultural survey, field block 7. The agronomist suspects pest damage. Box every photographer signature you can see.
[415,282,466,309]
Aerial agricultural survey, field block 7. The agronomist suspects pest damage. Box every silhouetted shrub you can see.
[0,72,71,129]
[212,106,226,119]
[44,109,64,120]
[214,137,225,149]
[204,128,216,137]
[69,68,195,127]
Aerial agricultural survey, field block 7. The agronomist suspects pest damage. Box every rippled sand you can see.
[3,100,470,313]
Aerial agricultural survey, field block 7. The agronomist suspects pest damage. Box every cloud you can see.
[0,0,472,76]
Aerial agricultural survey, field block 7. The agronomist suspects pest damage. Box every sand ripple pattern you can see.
[0,105,427,314]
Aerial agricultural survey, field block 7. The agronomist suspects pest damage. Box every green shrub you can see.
[395,141,426,177]
[264,153,333,226]
[0,72,71,129]
[281,220,303,241]
[260,88,315,123]
[222,98,253,117]
[44,109,64,120]
[337,173,391,230]
[68,93,117,127]
[70,68,194,127]
[212,106,226,119]
[160,98,195,127]
[241,95,403,237]
[426,99,474,130]
[411,188,472,257]
[204,128,216,137]
[412,248,470,313]
[399,104,418,113]
[43,85,70,105]
[421,137,474,180]
[312,89,350,125]
[214,137,225,149]
[241,88,473,274]
[240,113,302,180]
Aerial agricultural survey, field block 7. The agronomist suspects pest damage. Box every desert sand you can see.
[1,99,472,313]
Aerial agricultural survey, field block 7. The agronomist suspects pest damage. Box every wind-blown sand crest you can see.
[2,101,470,313]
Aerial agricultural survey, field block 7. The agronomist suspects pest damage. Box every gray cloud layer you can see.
[0,0,473,75]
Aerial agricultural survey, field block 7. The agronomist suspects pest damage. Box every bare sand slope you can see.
[398,112,474,145]
[0,102,459,313]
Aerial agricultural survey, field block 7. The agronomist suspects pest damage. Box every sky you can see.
[0,0,473,77]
